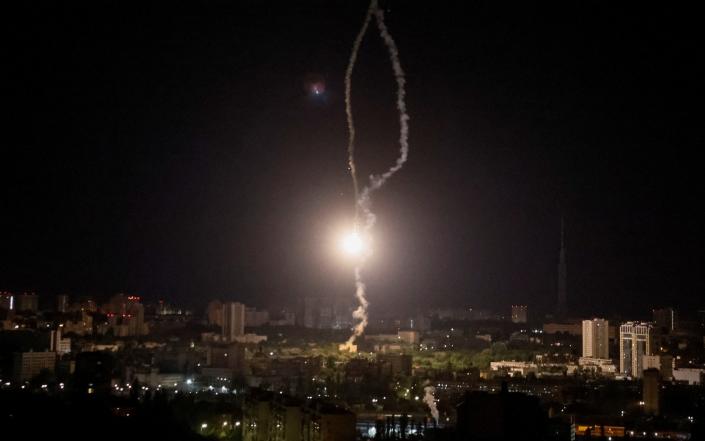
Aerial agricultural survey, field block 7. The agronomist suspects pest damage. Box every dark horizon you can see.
[4,1,704,316]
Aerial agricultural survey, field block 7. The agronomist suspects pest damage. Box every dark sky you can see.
[4,1,704,317]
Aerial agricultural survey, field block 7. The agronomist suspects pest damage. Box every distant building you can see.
[302,400,356,441]
[133,372,185,389]
[271,395,303,441]
[377,353,412,377]
[207,300,224,327]
[511,305,528,324]
[63,310,93,336]
[643,368,660,415]
[269,309,296,327]
[543,322,582,336]
[56,295,69,313]
[13,351,56,382]
[489,361,538,378]
[16,292,38,312]
[105,293,129,315]
[643,355,673,380]
[0,291,14,310]
[582,318,609,359]
[653,307,676,333]
[397,330,420,344]
[126,300,147,336]
[243,389,274,441]
[222,302,245,342]
[206,343,245,373]
[672,368,705,385]
[233,333,267,344]
[245,307,270,327]
[50,327,71,354]
[299,297,319,329]
[578,357,617,375]
[619,322,654,378]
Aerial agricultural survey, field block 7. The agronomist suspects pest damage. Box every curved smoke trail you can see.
[344,0,375,218]
[341,0,410,351]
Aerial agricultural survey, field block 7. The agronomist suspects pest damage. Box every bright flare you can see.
[341,231,364,256]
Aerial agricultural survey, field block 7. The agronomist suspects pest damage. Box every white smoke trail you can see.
[423,385,439,426]
[340,0,410,352]
[344,0,376,209]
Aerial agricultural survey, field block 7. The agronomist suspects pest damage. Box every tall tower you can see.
[222,302,245,342]
[557,217,567,319]
[619,321,654,378]
[582,318,609,359]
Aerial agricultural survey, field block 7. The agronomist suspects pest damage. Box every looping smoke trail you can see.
[423,385,439,425]
[344,0,376,222]
[341,0,409,352]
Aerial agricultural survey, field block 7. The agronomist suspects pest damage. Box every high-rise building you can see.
[643,368,660,415]
[16,292,38,312]
[299,297,319,329]
[619,322,654,378]
[643,355,673,380]
[222,302,245,342]
[0,291,14,310]
[556,218,567,319]
[653,307,676,333]
[126,301,146,336]
[207,300,224,327]
[582,318,609,359]
[511,305,528,324]
[56,294,69,313]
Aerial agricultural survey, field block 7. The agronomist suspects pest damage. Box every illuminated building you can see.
[12,351,56,382]
[126,300,146,336]
[582,318,609,359]
[222,302,245,342]
[619,321,654,378]
[243,389,274,441]
[56,294,69,313]
[0,291,13,310]
[511,305,528,324]
[271,396,303,441]
[50,327,71,354]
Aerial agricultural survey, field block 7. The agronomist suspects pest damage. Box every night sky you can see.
[4,1,704,317]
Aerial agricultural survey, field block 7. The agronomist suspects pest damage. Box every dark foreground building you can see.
[456,383,547,441]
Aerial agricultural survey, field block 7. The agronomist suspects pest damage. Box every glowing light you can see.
[341,230,365,257]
